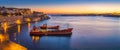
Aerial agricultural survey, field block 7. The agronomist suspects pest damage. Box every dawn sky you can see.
[0,0,120,14]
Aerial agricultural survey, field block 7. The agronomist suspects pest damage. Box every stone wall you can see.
[0,16,23,27]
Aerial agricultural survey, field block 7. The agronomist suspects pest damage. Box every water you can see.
[8,16,120,50]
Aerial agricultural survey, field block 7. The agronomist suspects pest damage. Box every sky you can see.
[0,0,120,14]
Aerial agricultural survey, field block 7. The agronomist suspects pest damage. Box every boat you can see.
[30,28,73,36]
[40,25,59,29]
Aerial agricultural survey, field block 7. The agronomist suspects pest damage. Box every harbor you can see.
[1,15,120,50]
[0,0,120,50]
[0,6,50,33]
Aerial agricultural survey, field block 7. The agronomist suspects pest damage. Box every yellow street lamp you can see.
[16,19,21,25]
[26,18,31,23]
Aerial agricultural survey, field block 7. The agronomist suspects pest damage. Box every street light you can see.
[16,19,21,25]
[26,18,31,23]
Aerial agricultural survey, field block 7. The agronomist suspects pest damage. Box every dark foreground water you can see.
[8,16,120,50]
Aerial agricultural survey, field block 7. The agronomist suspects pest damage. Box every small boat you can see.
[40,25,59,29]
[30,28,73,36]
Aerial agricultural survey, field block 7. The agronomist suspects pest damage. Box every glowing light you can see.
[2,22,8,33]
[0,34,6,43]
[26,18,31,22]
[31,36,40,42]
[16,19,21,25]
[0,34,27,50]
[0,34,9,43]
[17,25,21,33]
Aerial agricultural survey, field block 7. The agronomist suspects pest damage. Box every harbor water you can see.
[8,16,120,50]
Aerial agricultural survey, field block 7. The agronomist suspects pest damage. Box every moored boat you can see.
[40,25,59,29]
[30,28,73,36]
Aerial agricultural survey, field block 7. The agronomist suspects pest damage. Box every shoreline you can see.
[50,14,120,17]
[0,15,50,33]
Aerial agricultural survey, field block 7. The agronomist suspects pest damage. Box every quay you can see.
[0,6,50,32]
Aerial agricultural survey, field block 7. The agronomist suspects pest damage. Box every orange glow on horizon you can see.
[31,4,120,14]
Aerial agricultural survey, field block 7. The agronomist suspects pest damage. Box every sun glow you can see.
[32,3,120,14]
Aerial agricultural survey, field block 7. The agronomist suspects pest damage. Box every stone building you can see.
[0,6,31,16]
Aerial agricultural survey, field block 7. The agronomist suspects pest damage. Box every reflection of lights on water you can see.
[16,19,21,33]
[0,20,27,50]
[13,33,17,41]
[0,34,9,43]
[2,22,8,33]
[31,36,40,42]
[28,23,31,32]
[17,25,21,33]
[26,18,31,32]
[0,34,27,50]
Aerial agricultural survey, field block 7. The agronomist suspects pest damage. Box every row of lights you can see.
[2,18,31,33]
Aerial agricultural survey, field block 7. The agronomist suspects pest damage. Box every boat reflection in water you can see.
[31,36,40,42]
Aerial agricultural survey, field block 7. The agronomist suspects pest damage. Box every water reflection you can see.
[0,33,27,50]
[7,16,120,50]
[0,19,27,50]
[27,22,31,32]
[2,22,8,33]
[0,34,9,43]
[31,36,40,42]
[50,16,120,50]
[17,25,21,33]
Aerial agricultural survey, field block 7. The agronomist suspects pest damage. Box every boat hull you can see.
[30,28,73,36]
[40,25,59,29]
[30,32,72,36]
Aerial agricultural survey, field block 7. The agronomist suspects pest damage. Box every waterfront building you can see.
[0,6,31,16]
